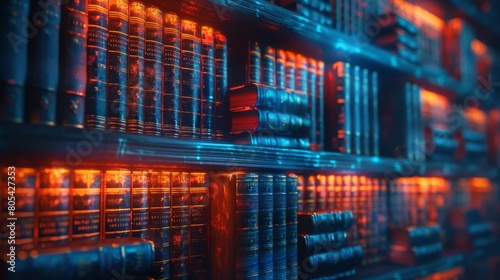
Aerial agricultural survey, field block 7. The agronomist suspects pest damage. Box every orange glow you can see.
[470,177,491,191]
[464,107,487,130]
[391,0,444,30]
[472,39,488,56]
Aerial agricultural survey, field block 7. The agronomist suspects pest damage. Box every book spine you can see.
[0,0,30,123]
[413,84,424,161]
[126,2,145,134]
[297,175,305,212]
[326,175,335,210]
[362,68,370,155]
[103,170,131,239]
[189,173,210,279]
[316,175,327,211]
[296,54,308,96]
[214,31,228,139]
[201,26,215,140]
[298,231,348,257]
[248,41,261,85]
[273,174,287,279]
[107,0,128,132]
[148,171,171,280]
[300,245,363,278]
[86,0,108,130]
[378,178,388,258]
[334,62,352,153]
[0,168,36,247]
[38,168,70,246]
[58,0,88,128]
[259,174,274,279]
[316,61,325,150]
[371,71,379,156]
[276,49,286,90]
[285,51,296,91]
[25,0,60,126]
[369,177,380,263]
[358,176,369,262]
[308,58,317,149]
[405,83,414,160]
[303,175,316,212]
[170,172,190,279]
[144,6,163,136]
[286,174,298,279]
[71,170,101,242]
[162,13,181,137]
[131,171,148,239]
[180,20,201,139]
[345,176,357,245]
[353,66,361,155]
[262,45,276,87]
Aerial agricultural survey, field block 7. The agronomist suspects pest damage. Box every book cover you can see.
[126,2,145,134]
[274,174,287,279]
[162,12,181,138]
[58,0,88,128]
[259,174,274,279]
[231,110,310,135]
[276,49,286,90]
[180,20,201,139]
[38,168,70,247]
[72,170,101,242]
[201,26,215,140]
[298,231,348,257]
[103,170,131,239]
[148,171,171,280]
[286,174,299,279]
[214,31,228,139]
[131,171,148,239]
[107,0,129,132]
[232,131,310,149]
[262,45,276,87]
[189,173,210,279]
[0,0,29,123]
[25,0,61,126]
[285,51,296,91]
[170,172,190,279]
[248,41,261,85]
[144,6,163,136]
[86,0,109,130]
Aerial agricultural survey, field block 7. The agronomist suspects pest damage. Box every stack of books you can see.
[280,0,333,27]
[448,208,497,251]
[325,62,380,156]
[297,211,362,279]
[388,225,443,265]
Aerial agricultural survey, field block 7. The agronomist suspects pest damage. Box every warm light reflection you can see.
[391,0,444,30]
[471,39,487,56]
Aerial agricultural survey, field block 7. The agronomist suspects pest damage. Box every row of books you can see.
[296,174,388,265]
[388,225,443,265]
[281,0,333,27]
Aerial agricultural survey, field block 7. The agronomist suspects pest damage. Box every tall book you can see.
[214,31,228,139]
[274,174,288,279]
[210,173,259,279]
[38,168,70,247]
[262,46,276,87]
[131,171,148,239]
[58,0,88,128]
[103,170,131,239]
[189,173,210,279]
[201,26,215,140]
[297,175,305,211]
[332,62,352,153]
[316,174,327,211]
[371,71,379,156]
[296,54,308,96]
[86,0,109,130]
[248,41,261,85]
[307,59,317,150]
[163,13,181,137]
[0,168,36,247]
[285,51,296,91]
[72,170,101,242]
[127,2,145,134]
[349,175,359,245]
[107,0,129,132]
[276,49,286,90]
[148,171,171,280]
[362,68,370,155]
[316,61,325,150]
[144,6,163,136]
[303,175,316,212]
[180,20,201,139]
[326,175,335,210]
[353,65,361,155]
[286,174,299,279]
[170,172,190,279]
[259,174,274,280]
[25,0,61,126]
[0,0,29,123]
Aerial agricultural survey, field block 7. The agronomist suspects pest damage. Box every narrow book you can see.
[276,49,286,89]
[326,175,335,210]
[201,26,215,140]
[259,174,274,280]
[163,13,181,137]
[297,175,305,211]
[170,172,190,279]
[353,66,361,155]
[103,170,131,239]
[58,0,88,128]
[144,6,163,136]
[316,61,325,150]
[285,51,296,91]
[303,175,316,212]
[362,68,370,155]
[180,20,201,139]
[86,0,109,130]
[248,41,261,85]
[107,0,129,132]
[262,45,276,87]
[297,211,354,234]
[308,58,317,150]
[131,171,148,239]
[25,0,61,126]
[274,174,287,279]
[189,173,210,279]
[316,175,327,211]
[72,169,101,242]
[334,62,352,153]
[371,71,379,156]
[127,2,145,134]
[214,31,228,139]
[0,0,29,123]
[298,231,348,257]
[286,174,299,279]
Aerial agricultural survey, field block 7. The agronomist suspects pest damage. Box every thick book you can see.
[103,170,131,239]
[148,171,171,280]
[162,12,181,137]
[4,238,154,280]
[72,170,101,242]
[298,245,363,279]
[298,231,348,257]
[232,131,310,149]
[248,41,261,85]
[107,0,129,132]
[126,2,145,134]
[231,110,310,135]
[259,174,274,279]
[144,6,163,136]
[286,174,299,279]
[86,0,109,130]
[262,45,276,87]
[189,173,210,279]
[297,211,354,234]
[38,168,70,247]
[328,62,352,153]
[58,0,88,128]
[131,171,148,239]
[210,172,259,280]
[180,20,201,139]
[25,0,60,126]
[170,172,190,279]
[389,242,442,265]
[285,51,296,91]
[201,26,215,140]
[276,49,286,89]
[296,54,308,97]
[274,174,288,279]
[389,225,441,247]
[0,168,36,246]
[214,31,228,139]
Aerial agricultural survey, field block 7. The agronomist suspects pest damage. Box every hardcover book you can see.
[201,26,215,140]
[131,171,148,239]
[307,59,317,149]
[189,173,210,279]
[259,174,274,279]
[285,51,296,91]
[232,131,310,149]
[286,174,299,279]
[248,41,261,85]
[297,211,354,234]
[262,45,276,87]
[316,61,325,150]
[72,170,101,242]
[298,245,363,279]
[274,174,288,279]
[103,170,131,239]
[214,31,229,139]
[170,172,190,279]
[298,231,348,257]
[276,49,286,89]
